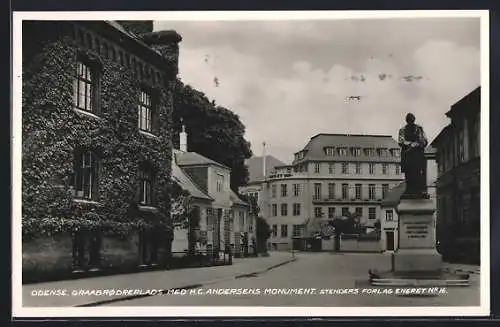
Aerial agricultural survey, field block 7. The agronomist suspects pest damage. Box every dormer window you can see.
[351,147,361,157]
[338,147,348,156]
[325,147,335,156]
[365,148,375,156]
[295,151,305,161]
[216,173,224,192]
[377,148,388,157]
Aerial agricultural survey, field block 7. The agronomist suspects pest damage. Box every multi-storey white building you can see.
[261,133,405,251]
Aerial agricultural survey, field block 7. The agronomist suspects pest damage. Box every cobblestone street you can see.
[103,252,481,307]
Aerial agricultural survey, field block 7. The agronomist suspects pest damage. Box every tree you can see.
[173,80,252,191]
[170,179,200,256]
[256,216,271,254]
[329,212,360,252]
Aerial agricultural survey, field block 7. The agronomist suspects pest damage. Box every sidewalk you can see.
[22,252,296,307]
[443,262,481,275]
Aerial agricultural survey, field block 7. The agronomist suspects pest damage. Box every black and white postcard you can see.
[12,10,490,318]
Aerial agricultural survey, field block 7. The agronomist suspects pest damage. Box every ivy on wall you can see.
[22,31,175,241]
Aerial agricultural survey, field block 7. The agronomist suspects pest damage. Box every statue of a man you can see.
[398,113,429,199]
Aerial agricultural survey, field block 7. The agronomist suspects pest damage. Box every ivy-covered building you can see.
[22,20,182,279]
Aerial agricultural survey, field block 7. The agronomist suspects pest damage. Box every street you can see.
[102,252,481,307]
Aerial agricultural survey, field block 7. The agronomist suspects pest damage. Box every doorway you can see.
[386,231,395,251]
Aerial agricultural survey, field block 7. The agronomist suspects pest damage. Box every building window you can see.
[314,183,322,200]
[382,164,388,175]
[72,150,98,200]
[139,165,154,205]
[328,183,336,199]
[271,184,277,198]
[272,204,278,217]
[355,207,363,217]
[458,129,465,163]
[248,215,254,232]
[395,164,401,175]
[369,207,377,220]
[293,184,301,197]
[342,183,348,199]
[355,163,362,174]
[342,162,348,174]
[138,90,154,133]
[382,184,389,199]
[292,224,305,237]
[314,207,323,218]
[355,184,362,200]
[342,207,349,216]
[74,60,97,113]
[369,163,375,175]
[281,224,288,238]
[314,163,321,173]
[328,163,335,174]
[328,207,336,218]
[369,184,375,200]
[280,184,288,197]
[293,203,301,216]
[470,115,480,158]
[249,192,259,202]
[271,224,278,237]
[239,212,245,231]
[281,203,288,216]
[386,210,394,221]
[216,174,224,192]
[338,147,348,156]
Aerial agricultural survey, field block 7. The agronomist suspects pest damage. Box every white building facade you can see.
[262,134,405,251]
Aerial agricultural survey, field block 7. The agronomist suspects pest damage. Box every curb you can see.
[443,267,480,275]
[76,257,297,307]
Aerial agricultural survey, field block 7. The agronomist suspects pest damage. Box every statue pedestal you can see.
[393,198,442,274]
[368,197,469,287]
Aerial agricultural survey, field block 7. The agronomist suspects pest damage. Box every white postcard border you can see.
[12,9,490,318]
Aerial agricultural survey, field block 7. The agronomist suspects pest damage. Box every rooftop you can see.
[174,150,230,170]
[245,155,286,183]
[294,133,400,164]
[446,86,480,118]
[230,190,248,207]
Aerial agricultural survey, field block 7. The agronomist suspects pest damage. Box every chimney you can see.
[141,30,182,78]
[262,141,267,180]
[180,125,187,152]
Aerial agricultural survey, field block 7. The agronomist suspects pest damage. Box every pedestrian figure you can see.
[398,113,429,198]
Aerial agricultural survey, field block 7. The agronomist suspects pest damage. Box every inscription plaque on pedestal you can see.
[393,198,442,274]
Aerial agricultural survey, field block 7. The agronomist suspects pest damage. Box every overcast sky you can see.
[155,17,481,164]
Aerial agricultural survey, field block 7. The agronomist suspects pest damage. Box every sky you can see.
[155,16,481,164]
